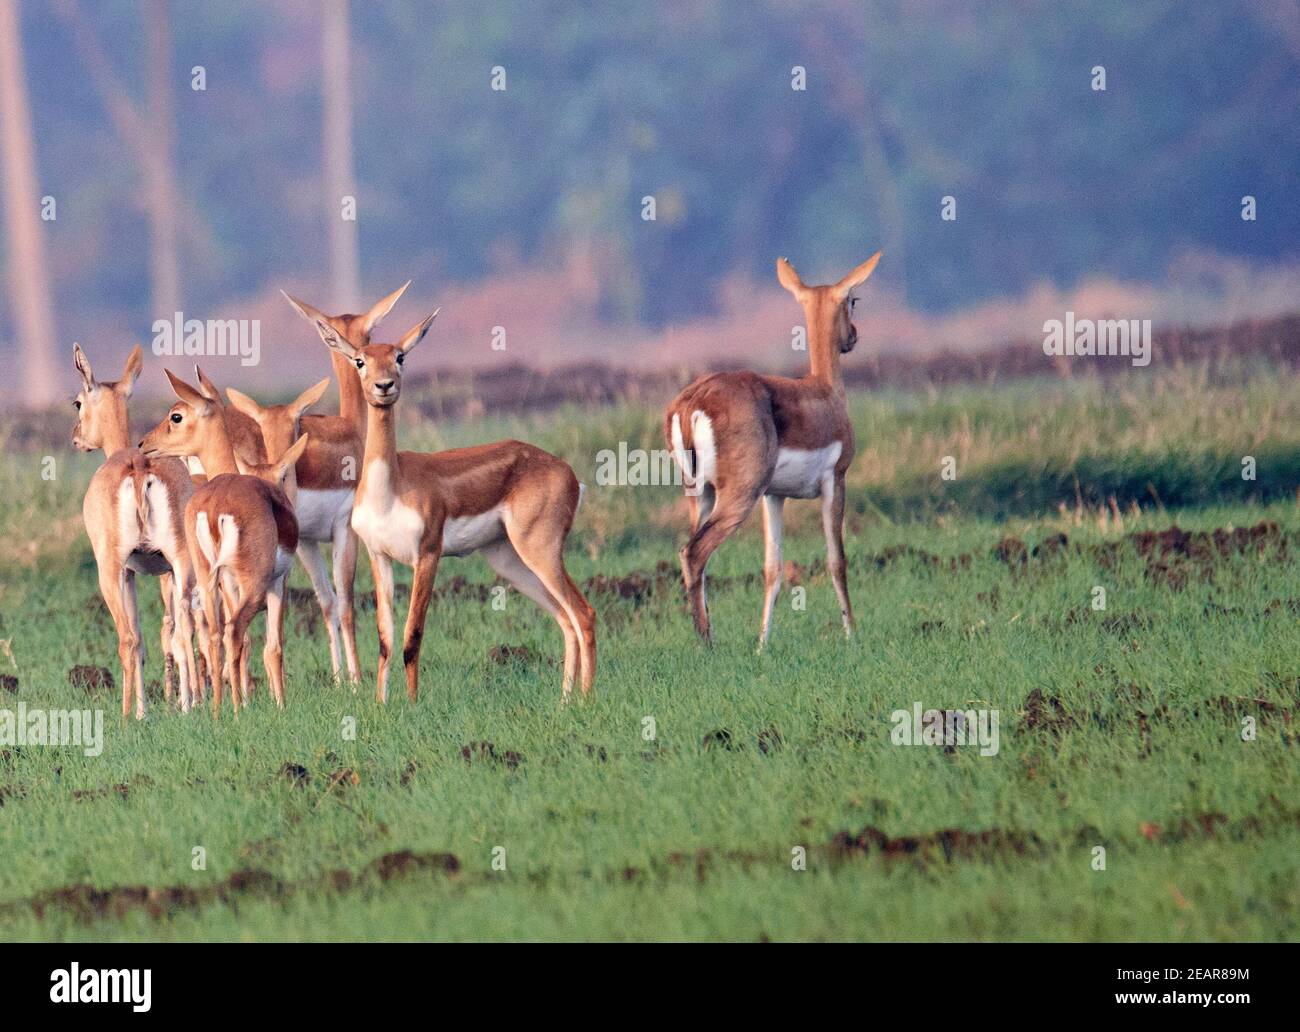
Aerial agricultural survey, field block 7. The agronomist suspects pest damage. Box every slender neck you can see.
[199,416,240,476]
[331,351,368,438]
[805,312,844,390]
[362,402,399,479]
[99,402,131,457]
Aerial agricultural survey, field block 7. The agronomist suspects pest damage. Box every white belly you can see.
[294,487,355,542]
[768,442,843,498]
[440,506,505,558]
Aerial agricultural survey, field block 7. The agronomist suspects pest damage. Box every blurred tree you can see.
[0,0,57,406]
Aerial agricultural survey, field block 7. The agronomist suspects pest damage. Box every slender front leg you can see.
[159,572,176,703]
[263,572,289,707]
[369,550,396,703]
[334,523,362,684]
[297,541,342,677]
[402,550,440,703]
[821,473,854,638]
[758,494,784,651]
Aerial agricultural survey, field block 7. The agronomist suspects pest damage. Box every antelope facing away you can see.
[310,309,597,703]
[271,284,413,684]
[72,343,199,717]
[140,371,305,714]
[665,252,880,648]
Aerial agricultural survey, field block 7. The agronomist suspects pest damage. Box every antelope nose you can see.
[376,380,395,392]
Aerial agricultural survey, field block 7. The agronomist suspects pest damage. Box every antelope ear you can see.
[119,344,144,397]
[281,290,328,327]
[193,365,223,403]
[397,309,439,354]
[275,434,310,483]
[73,343,96,391]
[776,257,806,297]
[224,387,262,422]
[833,251,882,299]
[291,378,331,418]
[165,369,213,412]
[315,317,359,359]
[361,281,411,335]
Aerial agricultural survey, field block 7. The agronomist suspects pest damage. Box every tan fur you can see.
[73,343,199,717]
[664,252,880,647]
[227,380,363,682]
[313,308,597,703]
[140,372,303,715]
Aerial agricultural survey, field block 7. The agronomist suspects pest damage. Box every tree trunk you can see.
[322,0,358,305]
[0,0,58,407]
[144,0,181,320]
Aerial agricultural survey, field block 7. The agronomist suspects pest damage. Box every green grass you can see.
[0,370,1297,941]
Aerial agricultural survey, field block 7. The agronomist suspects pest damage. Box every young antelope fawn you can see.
[311,309,597,703]
[665,252,880,648]
[140,371,304,714]
[268,283,412,684]
[73,344,200,717]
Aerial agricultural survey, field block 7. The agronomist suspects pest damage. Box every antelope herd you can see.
[71,254,879,718]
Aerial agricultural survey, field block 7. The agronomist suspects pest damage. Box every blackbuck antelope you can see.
[140,371,304,714]
[272,284,411,683]
[665,252,881,648]
[73,343,200,717]
[309,309,597,703]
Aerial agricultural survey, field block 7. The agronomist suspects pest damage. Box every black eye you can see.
[850,297,858,311]
[354,358,364,369]
[170,412,183,424]
[396,353,404,365]
[73,399,81,410]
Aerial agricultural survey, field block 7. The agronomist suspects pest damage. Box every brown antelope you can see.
[72,343,199,717]
[665,252,880,649]
[308,309,597,703]
[139,371,304,713]
[271,284,412,684]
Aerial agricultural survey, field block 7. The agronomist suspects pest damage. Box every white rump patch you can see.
[769,442,843,499]
[688,411,717,487]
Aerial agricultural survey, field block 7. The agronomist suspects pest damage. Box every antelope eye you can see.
[396,353,404,365]
[73,399,81,410]
[170,412,183,424]
[354,358,364,369]
[850,297,858,310]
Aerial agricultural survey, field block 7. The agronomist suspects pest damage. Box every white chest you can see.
[294,487,356,542]
[350,462,425,565]
[768,442,843,499]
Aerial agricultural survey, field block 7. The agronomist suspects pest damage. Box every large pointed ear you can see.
[397,309,439,354]
[224,387,263,423]
[165,369,213,412]
[833,251,882,299]
[73,343,96,391]
[776,257,806,297]
[313,315,359,359]
[273,434,310,484]
[118,344,144,397]
[290,378,331,418]
[361,281,410,335]
[281,290,328,327]
[193,365,223,404]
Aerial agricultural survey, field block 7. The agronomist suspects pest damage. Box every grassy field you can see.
[1,367,1298,941]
